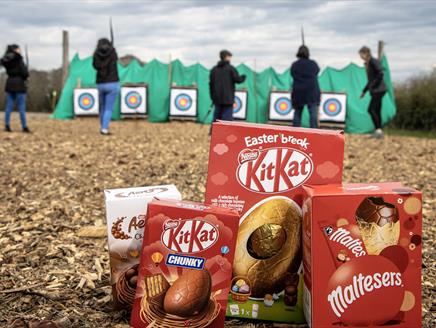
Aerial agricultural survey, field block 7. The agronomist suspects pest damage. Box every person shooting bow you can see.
[359,46,387,139]
[209,50,246,126]
[1,44,31,133]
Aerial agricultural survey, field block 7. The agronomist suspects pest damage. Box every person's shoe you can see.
[22,127,31,133]
[5,125,12,132]
[100,129,111,135]
[372,129,384,139]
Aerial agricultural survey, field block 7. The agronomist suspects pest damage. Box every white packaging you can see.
[104,184,182,309]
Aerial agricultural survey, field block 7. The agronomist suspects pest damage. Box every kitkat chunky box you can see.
[130,199,240,328]
[104,185,181,309]
[205,121,345,323]
[302,183,422,327]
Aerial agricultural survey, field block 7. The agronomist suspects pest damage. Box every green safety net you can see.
[52,54,396,133]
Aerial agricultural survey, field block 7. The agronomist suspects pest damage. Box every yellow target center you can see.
[83,99,90,105]
[180,99,187,106]
[329,104,336,111]
[130,97,137,104]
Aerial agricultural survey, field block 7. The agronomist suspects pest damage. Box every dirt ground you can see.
[0,114,434,328]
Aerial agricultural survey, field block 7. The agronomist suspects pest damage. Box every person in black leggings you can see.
[359,46,387,139]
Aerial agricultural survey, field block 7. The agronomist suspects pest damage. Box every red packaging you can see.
[303,183,422,328]
[130,199,240,328]
[205,121,344,322]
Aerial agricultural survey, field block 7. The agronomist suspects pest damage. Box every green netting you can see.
[52,54,396,133]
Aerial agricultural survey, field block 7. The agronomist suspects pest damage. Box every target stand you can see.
[120,84,148,118]
[233,90,248,120]
[268,91,294,124]
[74,88,99,116]
[319,92,347,128]
[169,86,198,120]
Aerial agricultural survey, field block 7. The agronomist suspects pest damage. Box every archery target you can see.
[74,88,99,116]
[268,91,294,121]
[170,88,197,118]
[233,90,247,120]
[121,86,147,115]
[319,93,347,122]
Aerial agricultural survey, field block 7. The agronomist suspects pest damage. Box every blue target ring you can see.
[174,93,192,111]
[274,97,292,115]
[125,91,142,109]
[78,93,95,111]
[323,98,342,116]
[233,95,242,114]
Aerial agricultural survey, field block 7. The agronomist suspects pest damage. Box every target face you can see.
[268,92,294,121]
[323,98,342,116]
[78,93,95,110]
[74,88,99,116]
[175,94,192,111]
[121,86,147,115]
[233,90,247,120]
[319,93,347,123]
[274,97,292,115]
[233,96,242,114]
[170,88,198,118]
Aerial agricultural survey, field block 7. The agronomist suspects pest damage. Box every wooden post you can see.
[168,53,172,87]
[377,40,385,60]
[253,59,258,123]
[62,30,69,87]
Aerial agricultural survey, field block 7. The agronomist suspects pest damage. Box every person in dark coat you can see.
[290,45,321,128]
[209,50,246,122]
[359,46,387,139]
[1,44,30,132]
[92,38,119,135]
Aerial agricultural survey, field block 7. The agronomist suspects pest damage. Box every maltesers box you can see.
[104,185,181,309]
[205,121,345,323]
[303,183,422,328]
[130,199,240,328]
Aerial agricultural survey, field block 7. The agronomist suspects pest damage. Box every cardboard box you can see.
[104,185,181,309]
[205,121,345,323]
[303,183,422,327]
[130,199,240,328]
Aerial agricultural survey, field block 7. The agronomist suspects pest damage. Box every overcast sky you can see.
[1,0,435,81]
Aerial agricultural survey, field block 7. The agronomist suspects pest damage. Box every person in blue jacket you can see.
[290,45,321,128]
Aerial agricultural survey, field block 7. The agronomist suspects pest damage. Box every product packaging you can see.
[104,185,181,309]
[303,183,422,327]
[130,199,240,328]
[205,121,345,323]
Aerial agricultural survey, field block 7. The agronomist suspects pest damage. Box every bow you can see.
[109,17,114,45]
[25,44,29,68]
[301,26,305,46]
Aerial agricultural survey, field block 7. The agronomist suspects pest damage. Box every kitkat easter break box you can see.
[303,183,422,328]
[205,121,345,323]
[130,199,240,328]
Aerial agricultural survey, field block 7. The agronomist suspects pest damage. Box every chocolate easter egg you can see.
[233,198,301,297]
[163,269,211,317]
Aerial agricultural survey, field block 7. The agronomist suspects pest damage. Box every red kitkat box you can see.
[130,199,240,328]
[303,183,422,328]
[205,121,344,323]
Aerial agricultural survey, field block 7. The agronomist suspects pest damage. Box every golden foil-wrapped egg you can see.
[247,224,286,259]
